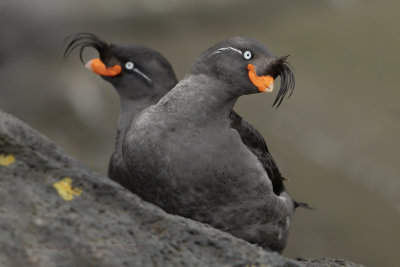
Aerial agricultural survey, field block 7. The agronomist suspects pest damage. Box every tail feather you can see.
[294,200,315,210]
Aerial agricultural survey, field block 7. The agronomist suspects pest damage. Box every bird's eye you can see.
[125,61,134,70]
[243,51,252,60]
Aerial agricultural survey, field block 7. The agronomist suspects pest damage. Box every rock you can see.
[0,110,363,267]
[296,258,363,267]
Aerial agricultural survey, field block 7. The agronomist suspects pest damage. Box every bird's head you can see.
[190,37,295,107]
[64,33,177,100]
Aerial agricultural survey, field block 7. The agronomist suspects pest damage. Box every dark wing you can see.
[229,111,284,195]
[230,111,313,209]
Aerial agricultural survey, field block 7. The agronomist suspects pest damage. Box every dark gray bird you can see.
[64,33,177,192]
[123,37,298,252]
[64,34,299,205]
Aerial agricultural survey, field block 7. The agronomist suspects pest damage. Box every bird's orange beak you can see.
[247,64,274,93]
[85,58,122,77]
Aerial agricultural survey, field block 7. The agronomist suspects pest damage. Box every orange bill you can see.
[85,58,122,77]
[247,64,274,93]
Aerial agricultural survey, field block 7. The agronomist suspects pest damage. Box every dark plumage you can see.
[230,111,285,195]
[123,37,299,252]
[64,34,297,202]
[64,33,177,192]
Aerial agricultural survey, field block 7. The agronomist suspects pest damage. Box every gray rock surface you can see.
[0,110,363,267]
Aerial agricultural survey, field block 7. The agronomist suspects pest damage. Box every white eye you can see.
[125,61,134,70]
[243,51,252,60]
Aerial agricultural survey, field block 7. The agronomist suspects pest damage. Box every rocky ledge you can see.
[0,110,362,267]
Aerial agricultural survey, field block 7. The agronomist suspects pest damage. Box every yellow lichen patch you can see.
[53,177,83,201]
[0,154,15,166]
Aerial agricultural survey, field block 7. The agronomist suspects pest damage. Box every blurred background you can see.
[1,0,399,265]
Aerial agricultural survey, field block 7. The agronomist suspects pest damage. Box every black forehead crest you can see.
[64,33,112,63]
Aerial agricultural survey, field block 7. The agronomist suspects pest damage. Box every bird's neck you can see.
[119,97,152,128]
[165,74,238,127]
[115,96,156,152]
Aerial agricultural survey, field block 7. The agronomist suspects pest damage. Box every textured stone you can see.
[0,110,363,267]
